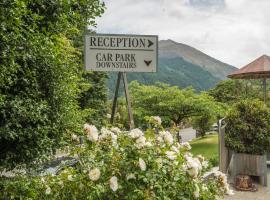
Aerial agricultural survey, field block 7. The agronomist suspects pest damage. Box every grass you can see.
[190,134,219,160]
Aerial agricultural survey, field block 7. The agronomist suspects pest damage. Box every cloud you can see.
[95,0,270,67]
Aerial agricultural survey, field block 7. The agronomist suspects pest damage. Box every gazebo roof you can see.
[228,55,270,79]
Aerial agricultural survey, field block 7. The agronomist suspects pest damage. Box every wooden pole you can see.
[110,72,122,124]
[122,72,135,130]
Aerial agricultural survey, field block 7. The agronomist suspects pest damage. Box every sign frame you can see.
[84,33,158,73]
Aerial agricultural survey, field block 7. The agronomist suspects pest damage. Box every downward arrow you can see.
[148,40,154,48]
[144,60,152,66]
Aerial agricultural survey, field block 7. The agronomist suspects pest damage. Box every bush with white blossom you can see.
[0,123,233,199]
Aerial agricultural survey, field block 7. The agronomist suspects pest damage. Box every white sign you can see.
[84,34,158,72]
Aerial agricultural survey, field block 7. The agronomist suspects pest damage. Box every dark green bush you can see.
[0,0,105,168]
[225,99,270,155]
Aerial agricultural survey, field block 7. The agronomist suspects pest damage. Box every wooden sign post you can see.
[84,34,158,129]
[110,72,134,129]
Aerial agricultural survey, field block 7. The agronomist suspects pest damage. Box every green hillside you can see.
[107,57,220,94]
[107,40,237,96]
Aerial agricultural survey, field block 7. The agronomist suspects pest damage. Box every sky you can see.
[95,0,270,67]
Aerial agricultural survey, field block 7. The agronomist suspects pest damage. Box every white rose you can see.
[67,175,73,181]
[71,134,79,141]
[135,136,146,148]
[171,145,179,153]
[89,168,101,181]
[166,151,177,160]
[156,136,164,143]
[153,116,162,125]
[181,142,191,150]
[109,176,118,192]
[160,131,173,145]
[187,167,199,178]
[84,124,99,142]
[139,158,146,171]
[110,127,121,135]
[145,141,153,147]
[128,128,144,139]
[45,186,51,195]
[99,127,112,140]
[126,173,136,180]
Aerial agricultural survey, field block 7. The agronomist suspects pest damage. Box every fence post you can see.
[218,118,229,173]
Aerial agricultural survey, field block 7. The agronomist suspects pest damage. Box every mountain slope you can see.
[159,39,236,80]
[107,39,236,93]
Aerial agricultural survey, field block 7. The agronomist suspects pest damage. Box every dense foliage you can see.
[79,71,108,128]
[0,0,105,168]
[208,79,265,104]
[0,123,233,199]
[225,100,270,154]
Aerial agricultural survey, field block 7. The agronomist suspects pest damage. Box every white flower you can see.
[156,136,164,143]
[184,156,202,178]
[139,158,146,171]
[71,134,79,141]
[160,131,173,145]
[67,175,73,181]
[89,168,101,181]
[41,177,45,183]
[128,128,144,139]
[99,127,112,140]
[109,176,118,192]
[193,184,200,198]
[135,136,146,148]
[106,113,111,119]
[171,145,179,153]
[111,132,118,145]
[153,116,162,125]
[202,161,209,168]
[126,173,136,180]
[84,124,99,142]
[202,184,208,191]
[145,141,153,147]
[166,151,177,160]
[181,142,191,150]
[187,167,199,178]
[110,127,121,135]
[45,186,51,195]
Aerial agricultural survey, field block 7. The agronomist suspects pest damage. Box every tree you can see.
[208,79,263,104]
[79,71,108,129]
[129,81,221,127]
[0,0,105,168]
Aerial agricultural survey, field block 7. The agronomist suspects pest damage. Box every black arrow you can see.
[144,60,152,66]
[148,40,154,48]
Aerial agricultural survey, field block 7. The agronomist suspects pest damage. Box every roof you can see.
[228,55,270,79]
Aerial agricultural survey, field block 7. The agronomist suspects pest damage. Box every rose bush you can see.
[1,122,232,199]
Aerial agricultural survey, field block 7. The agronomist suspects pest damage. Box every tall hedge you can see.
[0,0,105,168]
[225,100,270,155]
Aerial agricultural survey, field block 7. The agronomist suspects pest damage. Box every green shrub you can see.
[0,126,233,199]
[225,99,270,154]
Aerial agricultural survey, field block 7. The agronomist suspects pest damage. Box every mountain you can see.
[107,39,236,93]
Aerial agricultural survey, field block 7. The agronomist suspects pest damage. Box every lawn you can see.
[190,134,219,160]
